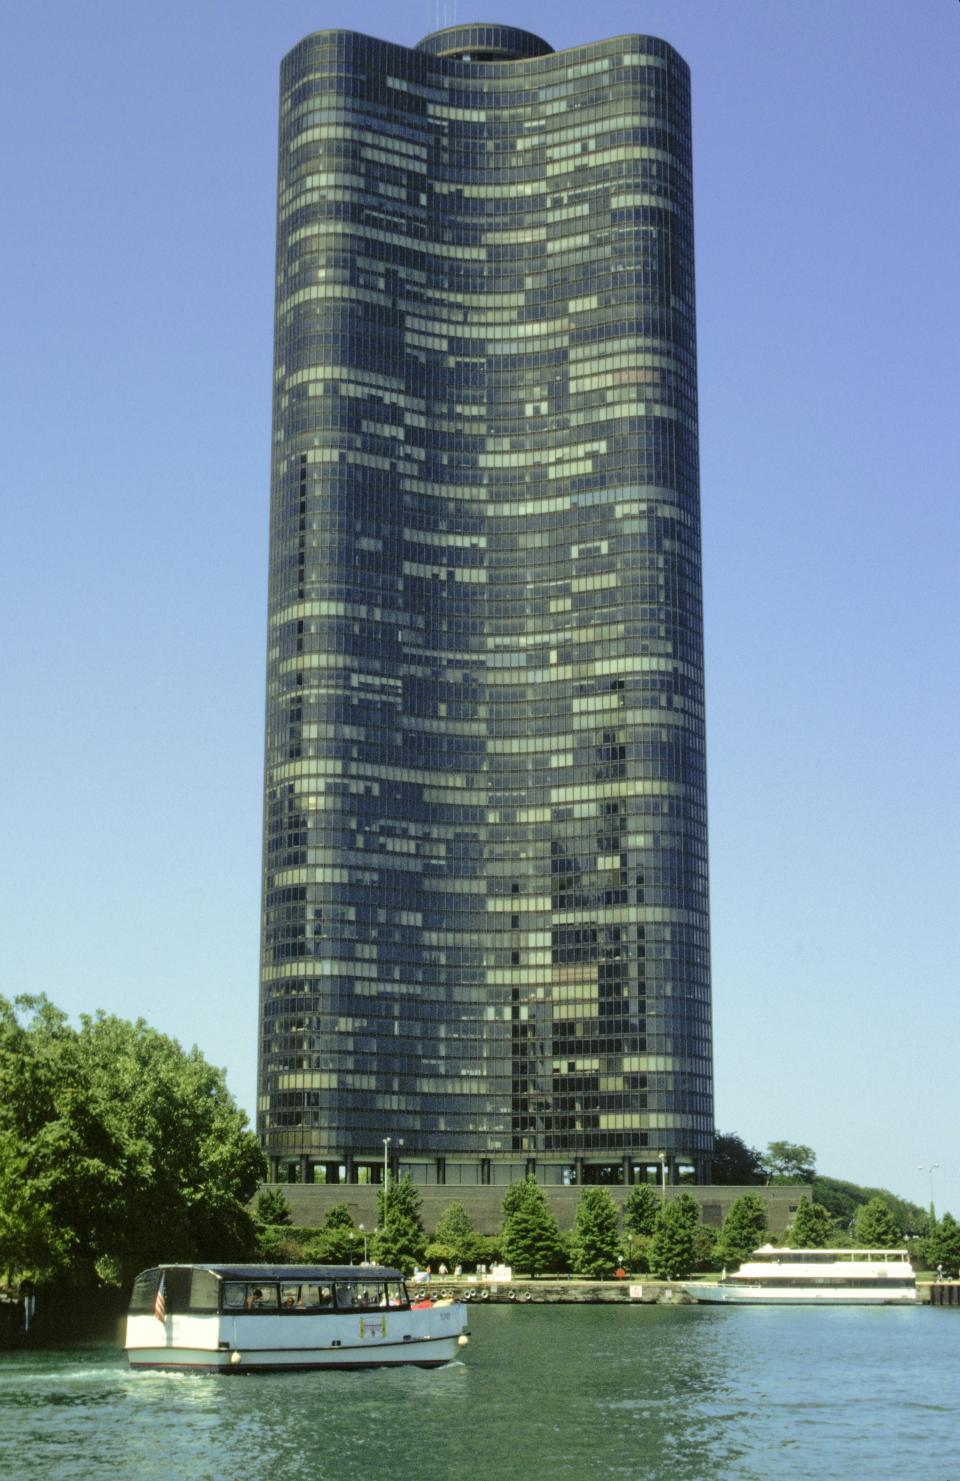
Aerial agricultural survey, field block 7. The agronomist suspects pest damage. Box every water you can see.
[2,1305,958,1480]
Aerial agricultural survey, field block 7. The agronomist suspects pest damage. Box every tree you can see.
[426,1201,478,1269]
[501,1179,566,1278]
[711,1133,765,1186]
[433,1200,473,1247]
[256,1227,306,1264]
[854,1197,900,1248]
[785,1199,835,1248]
[812,1176,927,1237]
[623,1182,659,1237]
[322,1203,355,1230]
[716,1193,768,1267]
[926,1213,960,1279]
[302,1226,357,1264]
[692,1221,719,1273]
[0,995,264,1286]
[649,1194,701,1280]
[501,1176,538,1222]
[573,1188,620,1278]
[762,1141,816,1183]
[621,1232,652,1273]
[300,1205,361,1264]
[372,1176,426,1275]
[255,1189,293,1227]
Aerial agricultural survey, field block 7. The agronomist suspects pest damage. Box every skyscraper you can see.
[258,23,714,1190]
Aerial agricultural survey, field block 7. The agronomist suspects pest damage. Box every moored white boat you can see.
[687,1246,917,1305]
[125,1264,469,1371]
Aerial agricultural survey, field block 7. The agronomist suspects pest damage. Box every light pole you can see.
[359,1223,368,1263]
[383,1137,391,1199]
[918,1163,940,1222]
[658,1151,668,1205]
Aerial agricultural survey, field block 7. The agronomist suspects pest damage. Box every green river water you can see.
[2,1303,957,1480]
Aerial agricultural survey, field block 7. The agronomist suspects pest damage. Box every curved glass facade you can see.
[259,25,714,1187]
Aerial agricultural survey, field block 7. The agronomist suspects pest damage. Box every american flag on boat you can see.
[154,1274,167,1324]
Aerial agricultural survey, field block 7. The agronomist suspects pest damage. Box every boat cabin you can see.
[128,1265,411,1318]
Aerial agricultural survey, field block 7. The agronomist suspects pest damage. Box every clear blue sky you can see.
[3,0,957,1217]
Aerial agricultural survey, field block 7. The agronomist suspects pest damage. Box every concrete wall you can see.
[257,1183,805,1237]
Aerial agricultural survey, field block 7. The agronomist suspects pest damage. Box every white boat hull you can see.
[126,1336,464,1370]
[688,1284,917,1306]
[126,1303,468,1371]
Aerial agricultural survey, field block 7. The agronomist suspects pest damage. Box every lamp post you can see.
[918,1163,940,1222]
[383,1137,391,1199]
[658,1151,668,1205]
[359,1223,368,1264]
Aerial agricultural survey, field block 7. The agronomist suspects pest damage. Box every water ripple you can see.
[1,1306,958,1479]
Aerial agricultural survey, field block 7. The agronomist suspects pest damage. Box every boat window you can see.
[129,1270,161,1313]
[186,1270,220,1313]
[226,1283,279,1312]
[332,1280,407,1309]
[279,1283,335,1311]
[333,1281,387,1309]
[334,1282,358,1309]
[130,1267,210,1315]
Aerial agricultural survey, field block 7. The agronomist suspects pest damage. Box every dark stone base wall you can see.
[256,1183,805,1237]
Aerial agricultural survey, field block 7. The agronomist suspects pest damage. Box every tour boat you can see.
[125,1264,470,1371]
[688,1246,917,1305]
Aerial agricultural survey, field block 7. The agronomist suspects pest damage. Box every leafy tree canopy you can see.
[372,1176,426,1275]
[621,1231,652,1274]
[623,1182,660,1237]
[433,1200,474,1247]
[501,1179,566,1278]
[926,1213,960,1279]
[573,1188,620,1278]
[255,1189,293,1227]
[322,1202,355,1230]
[428,1201,480,1268]
[762,1141,816,1184]
[692,1222,719,1273]
[502,1175,539,1222]
[784,1199,835,1249]
[376,1174,424,1231]
[853,1196,901,1248]
[811,1176,927,1236]
[711,1133,765,1186]
[0,995,264,1286]
[649,1194,701,1280]
[716,1193,768,1266]
[254,1229,307,1264]
[303,1225,359,1265]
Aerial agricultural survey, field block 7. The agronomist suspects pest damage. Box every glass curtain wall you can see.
[259,25,714,1186]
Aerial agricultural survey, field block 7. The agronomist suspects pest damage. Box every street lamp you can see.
[383,1137,391,1199]
[359,1223,368,1264]
[658,1151,668,1205]
[918,1163,940,1222]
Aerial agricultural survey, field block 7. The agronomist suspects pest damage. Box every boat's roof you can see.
[147,1263,404,1281]
[751,1245,908,1257]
